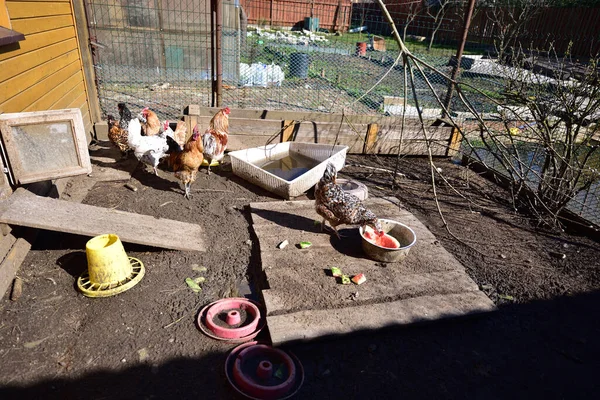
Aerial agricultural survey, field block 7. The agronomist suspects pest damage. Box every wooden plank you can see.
[0,26,75,62]
[0,238,31,300]
[50,80,86,110]
[10,14,72,35]
[0,223,11,236]
[23,68,82,111]
[0,188,206,251]
[446,126,463,157]
[0,37,77,83]
[7,1,71,19]
[0,52,79,103]
[72,0,101,125]
[1,0,11,28]
[265,291,496,345]
[363,123,378,154]
[1,59,80,112]
[281,120,295,142]
[0,152,12,200]
[0,233,16,262]
[228,134,277,151]
[189,106,439,128]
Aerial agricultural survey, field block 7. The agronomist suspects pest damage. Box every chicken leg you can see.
[184,182,191,199]
[321,219,341,239]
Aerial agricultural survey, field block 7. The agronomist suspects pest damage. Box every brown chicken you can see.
[202,107,230,175]
[209,106,230,134]
[315,163,383,239]
[172,120,187,148]
[139,107,161,136]
[166,120,188,169]
[107,115,130,158]
[169,125,204,199]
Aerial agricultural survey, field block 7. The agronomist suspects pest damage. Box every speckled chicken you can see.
[107,115,130,157]
[315,163,382,239]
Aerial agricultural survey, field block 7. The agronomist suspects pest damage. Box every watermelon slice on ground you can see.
[330,267,343,277]
[341,275,351,285]
[351,273,366,285]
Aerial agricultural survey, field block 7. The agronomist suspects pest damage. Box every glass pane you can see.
[11,121,79,174]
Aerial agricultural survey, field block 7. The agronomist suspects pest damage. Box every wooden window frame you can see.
[0,0,25,46]
[0,109,92,185]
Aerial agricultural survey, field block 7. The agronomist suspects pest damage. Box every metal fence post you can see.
[216,0,223,107]
[441,0,476,119]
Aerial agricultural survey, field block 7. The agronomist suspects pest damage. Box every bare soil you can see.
[1,150,599,399]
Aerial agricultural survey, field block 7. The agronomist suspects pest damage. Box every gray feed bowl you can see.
[337,179,368,201]
[359,219,417,263]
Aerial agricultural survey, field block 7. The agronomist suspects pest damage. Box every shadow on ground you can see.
[1,290,598,400]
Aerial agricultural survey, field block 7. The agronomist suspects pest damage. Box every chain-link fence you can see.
[83,0,600,228]
[85,0,214,120]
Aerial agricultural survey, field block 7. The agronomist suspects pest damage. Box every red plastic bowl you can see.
[204,298,261,339]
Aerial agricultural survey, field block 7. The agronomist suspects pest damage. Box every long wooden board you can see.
[188,110,454,156]
[0,188,206,251]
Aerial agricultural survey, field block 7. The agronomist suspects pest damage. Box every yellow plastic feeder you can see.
[201,159,220,167]
[77,234,145,298]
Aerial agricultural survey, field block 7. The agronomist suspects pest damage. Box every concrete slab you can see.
[250,197,496,344]
[266,291,496,345]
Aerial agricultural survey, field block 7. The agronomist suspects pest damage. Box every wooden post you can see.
[446,127,462,157]
[72,0,102,125]
[281,120,296,142]
[0,238,31,301]
[363,123,378,154]
[0,155,12,200]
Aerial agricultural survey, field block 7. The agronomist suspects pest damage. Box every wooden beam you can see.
[0,238,30,300]
[10,14,73,36]
[72,0,102,125]
[0,188,206,251]
[281,120,296,142]
[446,127,462,157]
[363,123,378,154]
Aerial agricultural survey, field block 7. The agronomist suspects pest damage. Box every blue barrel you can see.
[290,53,309,79]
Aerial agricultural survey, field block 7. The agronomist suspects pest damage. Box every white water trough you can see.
[229,142,348,199]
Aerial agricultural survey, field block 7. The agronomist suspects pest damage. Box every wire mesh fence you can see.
[85,0,214,120]
[83,0,600,229]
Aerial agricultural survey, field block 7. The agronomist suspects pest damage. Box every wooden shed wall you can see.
[0,0,94,136]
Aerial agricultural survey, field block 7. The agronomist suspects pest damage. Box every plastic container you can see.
[229,142,348,199]
[289,53,309,79]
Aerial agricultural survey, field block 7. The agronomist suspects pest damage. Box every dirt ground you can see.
[1,148,599,399]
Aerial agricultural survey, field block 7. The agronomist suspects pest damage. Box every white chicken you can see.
[127,118,177,176]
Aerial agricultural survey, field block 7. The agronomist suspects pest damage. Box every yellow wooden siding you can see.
[10,14,73,35]
[50,79,85,109]
[7,2,71,19]
[0,50,80,103]
[25,69,82,111]
[1,0,11,28]
[0,0,96,135]
[1,60,81,112]
[0,37,77,83]
[0,26,75,62]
